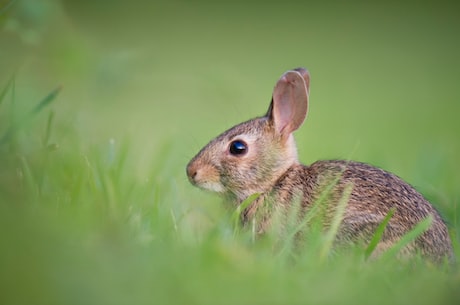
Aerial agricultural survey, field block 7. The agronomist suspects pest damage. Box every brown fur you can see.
[242,161,453,261]
[186,68,454,263]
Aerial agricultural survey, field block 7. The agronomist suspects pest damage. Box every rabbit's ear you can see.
[267,68,310,138]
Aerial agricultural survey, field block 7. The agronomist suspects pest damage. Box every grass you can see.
[1,1,460,304]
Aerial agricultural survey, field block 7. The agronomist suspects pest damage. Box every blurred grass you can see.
[1,0,460,304]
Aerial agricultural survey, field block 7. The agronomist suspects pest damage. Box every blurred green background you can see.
[3,0,460,174]
[1,0,460,304]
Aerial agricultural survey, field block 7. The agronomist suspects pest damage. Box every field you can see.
[1,1,460,304]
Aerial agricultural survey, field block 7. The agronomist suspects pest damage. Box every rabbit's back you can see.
[249,160,454,262]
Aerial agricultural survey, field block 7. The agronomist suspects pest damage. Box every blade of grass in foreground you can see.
[0,76,15,107]
[19,156,39,203]
[364,207,396,260]
[42,111,55,148]
[278,176,343,258]
[379,215,433,262]
[276,173,347,260]
[0,86,61,145]
[30,85,62,115]
[319,182,353,261]
[232,193,260,238]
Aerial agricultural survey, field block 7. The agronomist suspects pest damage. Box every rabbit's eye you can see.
[229,140,248,156]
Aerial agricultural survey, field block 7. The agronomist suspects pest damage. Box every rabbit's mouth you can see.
[194,181,226,193]
[186,163,225,193]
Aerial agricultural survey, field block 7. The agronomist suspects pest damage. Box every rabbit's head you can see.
[187,68,310,202]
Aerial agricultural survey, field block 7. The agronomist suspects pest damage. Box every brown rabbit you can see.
[186,68,453,262]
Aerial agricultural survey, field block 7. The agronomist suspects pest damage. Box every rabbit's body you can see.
[187,68,453,262]
[243,160,453,261]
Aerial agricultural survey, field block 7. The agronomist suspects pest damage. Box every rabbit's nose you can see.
[186,163,198,183]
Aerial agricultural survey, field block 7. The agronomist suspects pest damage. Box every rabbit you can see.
[186,68,454,263]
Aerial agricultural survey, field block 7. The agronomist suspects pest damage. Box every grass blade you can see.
[42,110,55,147]
[0,86,61,145]
[288,176,342,239]
[30,86,62,115]
[277,172,347,259]
[277,194,320,258]
[320,182,353,261]
[364,207,396,260]
[380,215,434,261]
[0,76,14,107]
[19,156,38,202]
[232,193,260,236]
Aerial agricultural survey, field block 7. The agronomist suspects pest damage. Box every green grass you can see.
[1,1,460,304]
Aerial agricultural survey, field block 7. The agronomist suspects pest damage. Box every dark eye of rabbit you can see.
[229,140,248,156]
